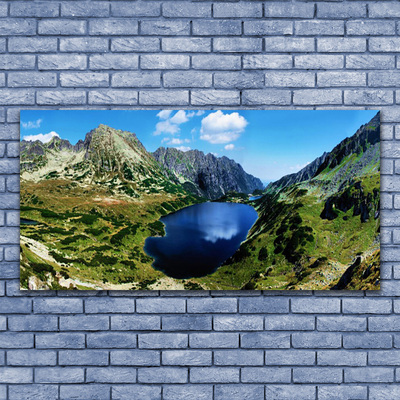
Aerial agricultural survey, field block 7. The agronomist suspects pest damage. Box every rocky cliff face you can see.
[153,147,264,200]
[267,112,380,193]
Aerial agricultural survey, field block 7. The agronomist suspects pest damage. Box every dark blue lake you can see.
[144,202,258,279]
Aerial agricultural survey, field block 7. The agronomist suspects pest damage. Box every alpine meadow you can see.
[20,110,380,290]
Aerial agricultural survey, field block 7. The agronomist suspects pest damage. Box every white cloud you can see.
[196,110,205,116]
[154,120,180,136]
[170,110,188,124]
[23,131,59,143]
[175,146,191,152]
[21,118,42,129]
[224,144,235,151]
[169,138,184,145]
[156,110,173,120]
[200,111,248,144]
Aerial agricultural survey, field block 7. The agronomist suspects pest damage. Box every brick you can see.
[0,367,32,383]
[346,55,395,69]
[214,315,263,331]
[193,20,241,36]
[113,3,160,17]
[0,194,19,208]
[162,315,211,331]
[60,38,108,53]
[62,2,110,17]
[0,55,35,70]
[60,385,110,400]
[85,298,135,313]
[239,297,289,313]
[139,333,187,349]
[242,367,291,383]
[381,142,400,158]
[292,298,340,313]
[141,54,189,70]
[112,385,161,400]
[9,72,55,88]
[163,71,211,88]
[317,3,366,18]
[86,367,136,383]
[162,350,211,366]
[265,72,314,88]
[0,297,31,313]
[90,54,138,70]
[162,38,210,53]
[295,20,344,35]
[191,90,240,106]
[243,55,292,70]
[190,367,239,383]
[138,367,187,383]
[37,90,86,105]
[293,367,342,383]
[265,386,316,400]
[9,385,58,400]
[189,332,238,348]
[369,316,400,331]
[343,333,392,348]
[241,332,290,349]
[60,73,109,88]
[87,332,136,349]
[369,3,400,18]
[9,37,57,53]
[187,298,237,313]
[163,2,210,18]
[163,385,212,400]
[347,20,395,36]
[318,385,367,400]
[343,299,391,314]
[317,316,366,331]
[265,315,314,331]
[0,19,36,36]
[214,385,264,400]
[6,210,19,225]
[292,333,341,349]
[38,54,87,70]
[214,38,262,53]
[344,90,393,105]
[345,367,393,383]
[265,350,315,365]
[369,350,400,366]
[264,2,314,18]
[318,350,366,366]
[34,298,83,314]
[60,315,109,331]
[59,350,109,366]
[370,38,400,53]
[8,315,57,331]
[318,38,366,53]
[111,38,160,53]
[7,349,56,366]
[39,19,85,35]
[136,298,185,313]
[381,125,395,140]
[242,89,291,105]
[4,246,19,261]
[192,54,241,70]
[90,19,138,35]
[10,2,59,17]
[213,3,262,18]
[35,367,84,383]
[318,72,366,87]
[111,315,160,330]
[140,90,189,106]
[0,333,33,348]
[214,350,263,366]
[369,71,400,87]
[110,350,159,366]
[141,21,189,36]
[295,55,344,69]
[244,21,293,36]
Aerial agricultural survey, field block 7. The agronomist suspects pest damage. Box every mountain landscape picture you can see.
[20,110,380,291]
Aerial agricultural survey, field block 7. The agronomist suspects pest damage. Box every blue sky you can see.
[20,109,378,183]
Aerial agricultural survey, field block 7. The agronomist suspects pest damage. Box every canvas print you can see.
[20,110,380,290]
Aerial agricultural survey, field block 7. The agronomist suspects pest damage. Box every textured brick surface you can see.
[0,0,397,398]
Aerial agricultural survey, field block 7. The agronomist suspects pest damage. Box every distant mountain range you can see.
[21,124,262,200]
